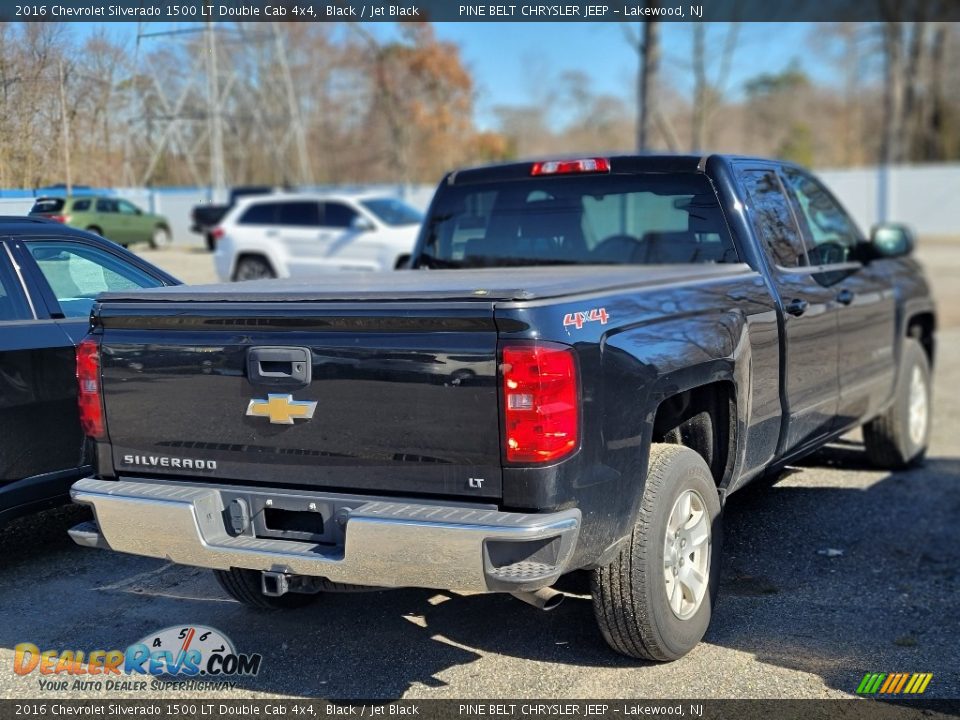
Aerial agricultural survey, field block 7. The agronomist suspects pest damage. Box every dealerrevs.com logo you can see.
[14,625,262,692]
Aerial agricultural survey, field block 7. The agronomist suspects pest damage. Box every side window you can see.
[740,169,807,268]
[782,168,861,266]
[117,200,140,215]
[238,203,277,225]
[323,202,359,229]
[276,201,320,227]
[95,199,115,213]
[26,240,162,318]
[0,248,32,321]
[72,199,91,212]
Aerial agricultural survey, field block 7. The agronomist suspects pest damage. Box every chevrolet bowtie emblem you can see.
[246,394,318,425]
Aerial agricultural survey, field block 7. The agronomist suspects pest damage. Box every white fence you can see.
[1,163,956,246]
[818,163,959,238]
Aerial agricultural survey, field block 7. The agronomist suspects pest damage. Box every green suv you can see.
[29,196,172,249]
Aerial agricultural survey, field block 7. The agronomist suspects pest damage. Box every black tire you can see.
[85,226,103,236]
[233,256,275,281]
[205,232,217,252]
[863,338,931,469]
[591,444,722,661]
[213,568,319,610]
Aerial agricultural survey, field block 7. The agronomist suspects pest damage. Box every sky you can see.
[73,21,836,131]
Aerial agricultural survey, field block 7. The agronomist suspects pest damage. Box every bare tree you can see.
[690,22,740,151]
[625,17,660,152]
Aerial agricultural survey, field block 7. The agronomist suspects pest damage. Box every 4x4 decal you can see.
[563,308,610,330]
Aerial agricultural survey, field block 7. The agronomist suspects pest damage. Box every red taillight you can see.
[76,337,106,440]
[501,343,579,464]
[211,226,225,240]
[50,214,71,223]
[531,158,610,176]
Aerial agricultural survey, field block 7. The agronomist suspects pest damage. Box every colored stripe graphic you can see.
[858,672,932,694]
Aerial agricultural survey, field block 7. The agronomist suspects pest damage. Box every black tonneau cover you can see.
[98,264,752,304]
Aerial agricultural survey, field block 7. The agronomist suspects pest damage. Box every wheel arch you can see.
[650,375,738,490]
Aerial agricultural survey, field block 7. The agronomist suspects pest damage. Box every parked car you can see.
[0,216,179,525]
[191,185,278,251]
[68,155,934,662]
[29,196,173,249]
[212,193,423,281]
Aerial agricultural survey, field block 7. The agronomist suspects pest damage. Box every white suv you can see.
[212,193,423,281]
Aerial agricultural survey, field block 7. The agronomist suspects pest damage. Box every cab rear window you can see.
[417,174,737,268]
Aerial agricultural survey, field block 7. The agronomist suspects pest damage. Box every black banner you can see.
[2,0,960,23]
[1,700,959,720]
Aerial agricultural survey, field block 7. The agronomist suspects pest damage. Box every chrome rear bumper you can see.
[70,477,580,592]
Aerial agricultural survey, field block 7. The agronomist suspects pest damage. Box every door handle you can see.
[785,298,809,317]
[836,288,855,306]
[265,229,279,238]
[247,347,311,388]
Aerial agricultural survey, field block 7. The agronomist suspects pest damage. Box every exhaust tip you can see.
[511,587,565,612]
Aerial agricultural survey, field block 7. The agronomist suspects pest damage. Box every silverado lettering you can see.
[121,455,217,470]
[70,154,935,663]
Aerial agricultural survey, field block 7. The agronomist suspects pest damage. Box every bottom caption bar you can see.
[3,700,960,720]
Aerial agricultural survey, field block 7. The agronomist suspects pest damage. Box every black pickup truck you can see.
[191,186,276,250]
[69,155,935,661]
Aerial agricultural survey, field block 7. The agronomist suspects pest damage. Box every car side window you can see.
[323,202,359,229]
[0,248,32,321]
[72,199,91,212]
[117,200,140,215]
[26,240,161,318]
[782,168,861,266]
[238,203,277,225]
[740,169,808,268]
[95,199,116,213]
[276,201,320,227]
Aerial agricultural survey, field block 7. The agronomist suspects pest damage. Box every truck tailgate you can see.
[96,301,503,500]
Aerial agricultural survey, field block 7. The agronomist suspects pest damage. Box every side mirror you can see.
[350,216,374,232]
[868,223,915,259]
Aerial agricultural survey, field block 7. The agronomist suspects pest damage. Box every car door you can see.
[273,200,330,278]
[781,167,898,430]
[319,201,381,271]
[737,166,841,456]
[0,239,86,488]
[94,198,126,245]
[117,199,150,246]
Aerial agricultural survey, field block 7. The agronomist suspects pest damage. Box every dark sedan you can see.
[0,216,179,524]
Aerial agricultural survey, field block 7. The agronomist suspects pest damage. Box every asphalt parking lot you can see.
[1,242,958,700]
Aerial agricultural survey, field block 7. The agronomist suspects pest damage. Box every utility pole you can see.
[206,21,226,201]
[59,60,72,194]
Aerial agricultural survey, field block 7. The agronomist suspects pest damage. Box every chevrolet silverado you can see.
[68,155,935,661]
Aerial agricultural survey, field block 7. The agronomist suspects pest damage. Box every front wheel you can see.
[591,444,722,661]
[150,226,172,250]
[863,338,932,468]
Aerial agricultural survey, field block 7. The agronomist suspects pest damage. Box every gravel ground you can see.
[0,242,957,700]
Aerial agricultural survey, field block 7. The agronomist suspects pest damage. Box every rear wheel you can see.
[863,338,931,468]
[150,226,172,249]
[233,256,275,281]
[591,444,722,661]
[85,225,102,236]
[205,232,217,252]
[213,569,318,610]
